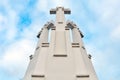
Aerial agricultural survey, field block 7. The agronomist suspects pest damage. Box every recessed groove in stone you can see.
[32,75,45,77]
[76,75,89,78]
[53,54,67,57]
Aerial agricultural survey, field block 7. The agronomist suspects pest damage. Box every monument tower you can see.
[23,7,98,80]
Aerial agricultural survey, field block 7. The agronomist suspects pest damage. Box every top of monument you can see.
[50,7,71,14]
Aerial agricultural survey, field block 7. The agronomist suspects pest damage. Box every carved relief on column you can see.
[67,21,84,42]
[36,27,49,47]
[72,27,80,43]
[36,22,54,47]
[71,26,84,46]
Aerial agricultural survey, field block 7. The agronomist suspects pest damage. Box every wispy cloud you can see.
[111,25,120,41]
[0,39,36,79]
[0,0,120,80]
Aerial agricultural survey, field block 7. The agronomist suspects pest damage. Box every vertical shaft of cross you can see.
[50,7,70,56]
[55,7,66,31]
[52,7,71,56]
[55,7,66,55]
[56,7,65,23]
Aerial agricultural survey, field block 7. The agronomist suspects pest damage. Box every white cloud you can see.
[111,25,120,40]
[36,0,71,13]
[0,0,18,41]
[0,14,7,32]
[85,42,120,80]
[0,1,45,79]
[5,11,18,40]
[89,0,120,27]
[36,0,48,12]
[0,39,35,78]
[51,0,70,7]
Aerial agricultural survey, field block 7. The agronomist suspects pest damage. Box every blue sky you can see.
[0,0,120,80]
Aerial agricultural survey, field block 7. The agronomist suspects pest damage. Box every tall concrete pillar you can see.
[54,7,66,56]
[37,26,49,46]
[23,7,99,80]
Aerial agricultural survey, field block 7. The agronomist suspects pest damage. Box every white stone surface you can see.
[23,7,98,80]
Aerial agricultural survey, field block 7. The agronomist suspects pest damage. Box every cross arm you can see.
[50,7,71,14]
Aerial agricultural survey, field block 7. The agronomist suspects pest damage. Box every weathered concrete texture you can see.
[23,7,98,80]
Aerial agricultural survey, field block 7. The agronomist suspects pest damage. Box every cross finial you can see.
[50,7,71,14]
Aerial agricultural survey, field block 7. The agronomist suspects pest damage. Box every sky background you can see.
[0,0,120,80]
